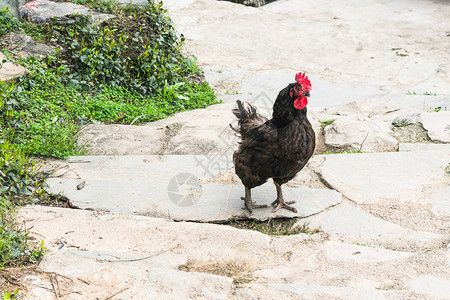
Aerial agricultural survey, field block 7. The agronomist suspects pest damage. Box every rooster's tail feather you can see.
[230,100,267,135]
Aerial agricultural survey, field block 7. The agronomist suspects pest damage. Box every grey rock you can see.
[421,111,450,143]
[301,203,446,251]
[0,0,21,19]
[325,99,400,116]
[392,113,421,126]
[45,155,342,221]
[391,123,431,143]
[20,0,114,24]
[324,116,399,152]
[398,143,450,152]
[1,33,55,58]
[319,151,450,204]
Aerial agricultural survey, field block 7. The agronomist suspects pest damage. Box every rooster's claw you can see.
[272,201,298,213]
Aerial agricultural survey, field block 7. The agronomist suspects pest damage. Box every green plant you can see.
[0,8,20,38]
[395,121,408,127]
[318,118,335,130]
[2,1,219,158]
[0,133,47,268]
[2,288,19,300]
[406,91,437,96]
[228,219,321,236]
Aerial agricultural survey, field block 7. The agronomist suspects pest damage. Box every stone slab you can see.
[164,0,450,98]
[34,249,232,299]
[428,186,450,217]
[301,203,446,251]
[324,115,398,152]
[1,32,55,58]
[20,0,114,24]
[421,111,450,143]
[0,52,27,82]
[319,151,450,204]
[268,283,396,299]
[321,241,414,264]
[399,143,450,152]
[409,275,450,299]
[39,249,188,277]
[78,103,237,156]
[18,205,448,299]
[46,177,342,221]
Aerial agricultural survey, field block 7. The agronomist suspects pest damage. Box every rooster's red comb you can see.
[295,72,311,92]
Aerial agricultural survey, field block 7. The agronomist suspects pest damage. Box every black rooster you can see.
[232,72,315,214]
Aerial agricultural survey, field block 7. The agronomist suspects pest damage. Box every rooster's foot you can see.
[241,197,270,214]
[272,200,298,213]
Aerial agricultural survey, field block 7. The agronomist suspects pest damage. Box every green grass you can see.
[0,135,46,273]
[406,91,437,96]
[2,1,220,159]
[318,118,335,130]
[228,219,321,236]
[0,8,20,38]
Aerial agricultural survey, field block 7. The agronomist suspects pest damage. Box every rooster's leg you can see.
[241,187,270,214]
[271,183,298,213]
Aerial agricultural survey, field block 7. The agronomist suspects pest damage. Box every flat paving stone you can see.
[19,206,447,299]
[409,275,450,299]
[421,111,450,143]
[300,203,446,251]
[46,155,341,221]
[399,143,450,152]
[323,115,398,152]
[321,241,414,264]
[39,249,188,277]
[33,249,231,299]
[428,186,450,217]
[319,151,450,205]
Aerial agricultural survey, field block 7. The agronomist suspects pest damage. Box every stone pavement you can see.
[1,0,449,298]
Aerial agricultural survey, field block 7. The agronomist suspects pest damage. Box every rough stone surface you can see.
[78,103,237,156]
[20,0,114,24]
[399,143,450,152]
[163,0,450,96]
[428,186,450,217]
[19,206,449,299]
[391,123,432,143]
[319,151,450,204]
[421,111,450,143]
[0,32,55,58]
[0,52,27,82]
[392,113,421,126]
[45,155,342,221]
[301,203,447,251]
[324,115,399,152]
[33,249,232,299]
[409,275,450,299]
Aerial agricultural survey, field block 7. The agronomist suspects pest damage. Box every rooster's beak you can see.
[304,91,310,97]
